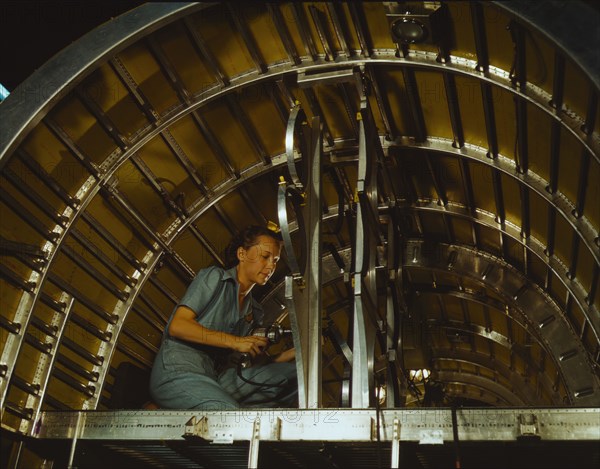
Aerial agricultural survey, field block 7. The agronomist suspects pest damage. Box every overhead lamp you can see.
[384,2,444,45]
[390,18,430,44]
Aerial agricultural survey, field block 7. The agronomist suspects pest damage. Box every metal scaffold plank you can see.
[36,408,600,442]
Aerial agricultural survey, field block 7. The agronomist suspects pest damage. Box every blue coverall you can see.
[149,266,297,410]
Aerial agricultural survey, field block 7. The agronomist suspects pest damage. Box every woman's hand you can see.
[169,307,260,352]
[231,335,268,357]
[168,306,270,357]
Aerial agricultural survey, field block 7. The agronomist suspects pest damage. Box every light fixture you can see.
[391,17,429,44]
[376,383,387,405]
[384,2,444,45]
[409,368,431,382]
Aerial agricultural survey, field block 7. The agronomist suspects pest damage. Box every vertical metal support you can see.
[67,412,85,469]
[350,68,395,408]
[306,116,323,408]
[6,440,24,468]
[279,112,323,409]
[390,417,400,468]
[351,113,378,408]
[248,417,261,469]
[351,234,375,407]
[385,218,405,408]
[284,277,307,407]
[451,407,462,469]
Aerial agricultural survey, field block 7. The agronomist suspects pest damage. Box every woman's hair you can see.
[223,225,282,268]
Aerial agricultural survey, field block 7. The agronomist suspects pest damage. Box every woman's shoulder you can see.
[192,265,228,287]
[199,265,226,276]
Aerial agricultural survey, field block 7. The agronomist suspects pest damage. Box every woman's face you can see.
[237,234,282,286]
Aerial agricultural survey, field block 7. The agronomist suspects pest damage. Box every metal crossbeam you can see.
[36,408,600,442]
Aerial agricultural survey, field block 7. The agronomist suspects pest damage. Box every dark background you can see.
[0,1,144,92]
[2,1,599,93]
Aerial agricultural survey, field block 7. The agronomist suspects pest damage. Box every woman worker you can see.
[149,225,297,409]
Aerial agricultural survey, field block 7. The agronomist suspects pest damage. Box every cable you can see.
[235,361,290,389]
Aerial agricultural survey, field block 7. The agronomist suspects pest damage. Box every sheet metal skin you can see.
[406,240,599,405]
[0,3,204,169]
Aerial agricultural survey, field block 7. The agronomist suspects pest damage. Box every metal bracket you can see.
[518,413,540,439]
[248,418,261,469]
[297,68,356,87]
[212,430,234,445]
[183,416,208,439]
[278,180,307,283]
[285,104,309,190]
[391,418,400,469]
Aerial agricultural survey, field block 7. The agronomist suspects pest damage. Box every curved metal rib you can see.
[406,240,600,406]
[277,181,306,281]
[0,3,204,169]
[285,104,309,191]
